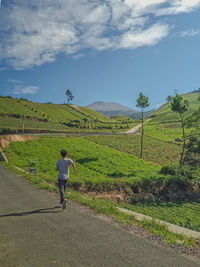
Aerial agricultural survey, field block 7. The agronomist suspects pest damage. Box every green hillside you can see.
[152,92,200,123]
[145,92,200,141]
[0,96,136,134]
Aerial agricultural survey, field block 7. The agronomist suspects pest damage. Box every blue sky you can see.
[0,0,200,110]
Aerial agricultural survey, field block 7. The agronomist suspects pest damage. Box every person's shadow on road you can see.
[0,206,62,217]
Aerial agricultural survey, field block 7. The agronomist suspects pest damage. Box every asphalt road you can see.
[0,164,198,267]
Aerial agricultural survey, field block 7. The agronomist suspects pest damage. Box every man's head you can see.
[61,149,67,158]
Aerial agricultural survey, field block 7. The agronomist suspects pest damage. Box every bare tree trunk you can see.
[179,113,185,165]
[140,109,144,158]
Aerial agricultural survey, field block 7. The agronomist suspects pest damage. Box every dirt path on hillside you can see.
[0,164,199,267]
[125,119,152,134]
[125,123,142,134]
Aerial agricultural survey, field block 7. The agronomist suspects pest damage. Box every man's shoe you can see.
[62,200,66,210]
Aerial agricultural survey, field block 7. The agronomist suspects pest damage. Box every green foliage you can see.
[185,107,200,135]
[136,92,150,158]
[166,96,172,102]
[182,98,200,176]
[171,94,189,115]
[160,164,179,176]
[183,135,200,168]
[136,92,150,109]
[66,89,74,104]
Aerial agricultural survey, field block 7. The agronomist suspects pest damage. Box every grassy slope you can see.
[84,135,181,166]
[3,137,160,185]
[122,202,200,232]
[3,136,200,233]
[152,92,200,123]
[145,92,200,141]
[2,92,200,234]
[0,96,136,133]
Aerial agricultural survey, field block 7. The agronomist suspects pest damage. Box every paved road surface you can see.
[0,164,198,267]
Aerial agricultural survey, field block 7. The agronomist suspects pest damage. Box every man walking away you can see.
[56,149,77,209]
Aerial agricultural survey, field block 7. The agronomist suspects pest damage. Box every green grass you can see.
[144,92,200,142]
[152,92,200,123]
[0,117,71,132]
[121,202,200,232]
[3,137,161,189]
[143,123,191,142]
[84,135,181,166]
[0,96,136,133]
[3,137,200,234]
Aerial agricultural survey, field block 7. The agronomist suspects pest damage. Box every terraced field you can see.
[0,96,136,133]
[84,135,181,166]
[3,136,160,186]
[145,92,200,141]
[3,135,200,232]
[1,91,200,233]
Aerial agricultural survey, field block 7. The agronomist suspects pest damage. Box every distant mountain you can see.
[86,101,154,119]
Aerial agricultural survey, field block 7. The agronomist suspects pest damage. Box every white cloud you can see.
[156,0,200,15]
[118,22,170,49]
[0,0,200,69]
[178,28,200,37]
[8,79,39,95]
[14,85,39,95]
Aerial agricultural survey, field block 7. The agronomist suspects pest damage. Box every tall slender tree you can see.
[171,93,189,164]
[136,92,150,158]
[66,89,74,104]
[166,96,172,102]
[183,96,200,168]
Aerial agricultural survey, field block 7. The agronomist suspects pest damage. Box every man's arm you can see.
[72,162,77,174]
[56,161,59,171]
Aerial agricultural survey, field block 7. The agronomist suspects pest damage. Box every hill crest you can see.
[86,101,154,119]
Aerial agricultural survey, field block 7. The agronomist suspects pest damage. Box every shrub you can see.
[160,164,179,175]
[0,128,18,134]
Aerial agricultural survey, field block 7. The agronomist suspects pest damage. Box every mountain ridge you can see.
[86,101,154,119]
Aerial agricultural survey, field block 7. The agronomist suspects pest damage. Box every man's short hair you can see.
[61,149,67,157]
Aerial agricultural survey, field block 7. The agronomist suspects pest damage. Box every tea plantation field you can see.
[3,137,160,188]
[84,135,200,232]
[84,135,181,166]
[3,136,200,232]
[2,91,200,233]
[0,96,136,134]
[151,92,200,124]
[144,92,200,142]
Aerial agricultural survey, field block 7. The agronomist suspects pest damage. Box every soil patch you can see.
[0,134,38,148]
[70,105,81,111]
